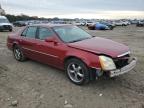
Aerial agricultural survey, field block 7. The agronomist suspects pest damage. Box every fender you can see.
[7,37,20,50]
[64,47,101,69]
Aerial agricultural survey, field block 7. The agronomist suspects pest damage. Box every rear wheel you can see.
[65,58,90,85]
[13,45,26,61]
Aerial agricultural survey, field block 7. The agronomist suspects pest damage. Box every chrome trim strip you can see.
[22,47,58,58]
[117,51,130,57]
[21,36,45,42]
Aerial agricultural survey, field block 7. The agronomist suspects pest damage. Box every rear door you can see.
[20,26,38,59]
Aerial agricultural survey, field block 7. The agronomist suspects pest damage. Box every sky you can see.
[1,0,144,19]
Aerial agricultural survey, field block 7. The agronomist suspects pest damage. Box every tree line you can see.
[4,14,50,22]
[4,14,73,22]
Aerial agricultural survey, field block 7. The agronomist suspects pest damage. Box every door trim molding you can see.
[22,47,58,58]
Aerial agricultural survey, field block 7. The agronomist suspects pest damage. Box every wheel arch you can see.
[12,43,17,50]
[63,50,101,69]
[64,55,99,81]
[64,56,87,67]
[12,42,19,50]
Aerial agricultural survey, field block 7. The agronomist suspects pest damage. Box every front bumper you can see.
[109,57,137,77]
[0,25,12,30]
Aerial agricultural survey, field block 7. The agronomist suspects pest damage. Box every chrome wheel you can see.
[14,47,21,60]
[13,45,27,62]
[67,63,84,83]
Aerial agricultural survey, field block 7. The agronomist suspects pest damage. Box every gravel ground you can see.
[0,25,144,108]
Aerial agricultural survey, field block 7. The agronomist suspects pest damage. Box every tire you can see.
[110,26,114,30]
[13,45,26,61]
[9,29,12,32]
[65,58,90,85]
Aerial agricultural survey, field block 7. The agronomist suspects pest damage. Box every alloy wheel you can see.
[14,47,21,60]
[67,63,84,83]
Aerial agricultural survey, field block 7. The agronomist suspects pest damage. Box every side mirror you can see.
[45,37,55,42]
[45,37,58,44]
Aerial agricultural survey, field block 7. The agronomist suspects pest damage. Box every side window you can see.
[25,27,37,38]
[38,27,54,40]
[21,28,28,36]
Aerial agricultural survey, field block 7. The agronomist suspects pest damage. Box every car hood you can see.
[0,23,12,26]
[68,37,129,58]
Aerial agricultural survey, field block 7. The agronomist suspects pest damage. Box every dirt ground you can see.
[0,25,144,108]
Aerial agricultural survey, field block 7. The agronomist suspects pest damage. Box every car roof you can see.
[0,16,7,19]
[29,24,72,28]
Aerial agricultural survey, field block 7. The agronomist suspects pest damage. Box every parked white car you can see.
[122,21,131,25]
[115,20,130,26]
[85,21,95,26]
[72,21,85,26]
[0,16,13,32]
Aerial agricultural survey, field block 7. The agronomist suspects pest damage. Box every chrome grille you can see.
[113,54,130,69]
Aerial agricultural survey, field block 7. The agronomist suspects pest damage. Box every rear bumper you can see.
[7,42,13,50]
[109,57,137,77]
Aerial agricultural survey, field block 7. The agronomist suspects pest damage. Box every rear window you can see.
[25,27,37,38]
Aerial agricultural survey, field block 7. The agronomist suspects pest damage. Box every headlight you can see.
[99,56,116,71]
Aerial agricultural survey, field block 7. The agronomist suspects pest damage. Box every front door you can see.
[35,27,66,68]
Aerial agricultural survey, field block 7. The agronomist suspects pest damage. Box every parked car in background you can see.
[114,21,123,26]
[130,20,138,24]
[123,21,131,25]
[7,24,137,85]
[51,21,67,24]
[72,21,85,26]
[13,21,27,27]
[100,22,115,30]
[26,20,42,25]
[88,23,110,30]
[115,20,129,26]
[136,21,144,27]
[85,21,95,26]
[0,16,13,32]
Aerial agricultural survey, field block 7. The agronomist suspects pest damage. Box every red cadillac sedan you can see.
[7,24,137,85]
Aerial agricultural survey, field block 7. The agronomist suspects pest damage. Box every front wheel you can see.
[65,58,90,85]
[13,45,26,61]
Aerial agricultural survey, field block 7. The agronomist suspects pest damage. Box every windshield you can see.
[53,26,92,43]
[0,19,9,23]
